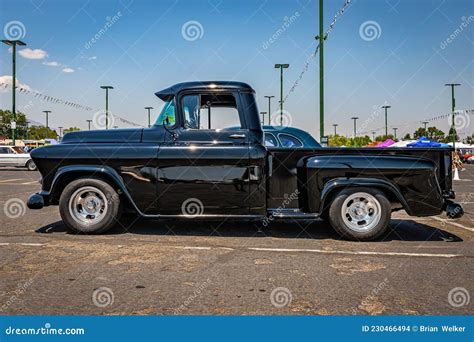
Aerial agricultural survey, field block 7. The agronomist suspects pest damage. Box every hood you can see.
[61,128,143,144]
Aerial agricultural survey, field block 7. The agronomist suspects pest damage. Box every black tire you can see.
[26,160,37,171]
[328,187,391,241]
[59,177,122,234]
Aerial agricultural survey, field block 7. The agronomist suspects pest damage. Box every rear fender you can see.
[319,177,412,215]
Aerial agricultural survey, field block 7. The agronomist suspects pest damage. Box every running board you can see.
[267,208,320,219]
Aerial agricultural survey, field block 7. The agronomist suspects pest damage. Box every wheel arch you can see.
[49,165,138,213]
[319,177,412,215]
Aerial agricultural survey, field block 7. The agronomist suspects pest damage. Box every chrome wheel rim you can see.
[28,161,36,170]
[341,192,381,232]
[68,186,108,226]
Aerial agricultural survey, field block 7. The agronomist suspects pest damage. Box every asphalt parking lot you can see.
[0,166,472,315]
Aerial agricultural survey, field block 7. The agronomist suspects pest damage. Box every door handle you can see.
[229,134,246,139]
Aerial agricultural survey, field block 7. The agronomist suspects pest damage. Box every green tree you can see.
[403,133,411,140]
[328,134,348,147]
[27,125,58,140]
[63,127,80,134]
[0,109,28,139]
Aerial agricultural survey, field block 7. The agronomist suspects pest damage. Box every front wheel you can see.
[328,187,391,241]
[59,177,122,234]
[26,160,37,171]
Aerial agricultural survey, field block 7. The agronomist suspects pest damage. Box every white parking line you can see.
[0,242,464,258]
[0,178,24,183]
[248,247,461,258]
[431,217,474,232]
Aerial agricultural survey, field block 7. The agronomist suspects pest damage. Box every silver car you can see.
[0,145,37,171]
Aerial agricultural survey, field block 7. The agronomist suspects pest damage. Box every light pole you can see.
[381,105,391,138]
[351,117,359,139]
[445,83,461,150]
[43,110,51,129]
[332,123,338,136]
[317,0,325,142]
[372,131,377,141]
[422,121,429,131]
[58,126,63,139]
[260,112,267,125]
[100,85,114,129]
[2,39,26,146]
[264,95,275,125]
[86,119,92,130]
[393,127,398,140]
[26,120,30,140]
[274,64,289,126]
[145,106,153,128]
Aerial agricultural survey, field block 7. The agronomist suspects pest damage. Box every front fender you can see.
[47,165,138,212]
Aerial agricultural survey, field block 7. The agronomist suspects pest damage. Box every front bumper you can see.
[27,191,50,210]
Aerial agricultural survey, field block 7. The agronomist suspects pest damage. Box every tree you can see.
[27,125,58,140]
[0,109,28,139]
[328,134,348,147]
[403,133,411,140]
[63,127,80,134]
[465,134,473,144]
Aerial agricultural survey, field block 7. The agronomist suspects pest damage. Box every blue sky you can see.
[0,0,472,139]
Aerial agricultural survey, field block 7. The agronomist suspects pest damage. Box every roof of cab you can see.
[155,81,254,101]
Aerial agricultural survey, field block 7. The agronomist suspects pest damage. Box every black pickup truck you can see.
[27,81,463,240]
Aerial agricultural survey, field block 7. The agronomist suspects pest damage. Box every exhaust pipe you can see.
[445,200,464,219]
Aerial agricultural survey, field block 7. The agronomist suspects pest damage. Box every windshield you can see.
[155,100,176,126]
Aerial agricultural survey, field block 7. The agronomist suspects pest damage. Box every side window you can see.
[264,133,278,147]
[182,93,243,130]
[155,101,176,127]
[0,147,11,154]
[278,134,303,148]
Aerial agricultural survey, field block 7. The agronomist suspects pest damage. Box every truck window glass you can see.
[155,101,176,126]
[182,93,242,130]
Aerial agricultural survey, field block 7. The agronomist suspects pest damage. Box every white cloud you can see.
[0,75,32,93]
[88,56,97,60]
[18,48,48,59]
[43,61,60,67]
[62,68,75,73]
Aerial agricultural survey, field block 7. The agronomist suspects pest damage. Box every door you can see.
[156,91,251,216]
[0,147,16,166]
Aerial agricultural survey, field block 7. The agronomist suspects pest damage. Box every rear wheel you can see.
[26,160,37,171]
[59,178,122,234]
[328,187,391,241]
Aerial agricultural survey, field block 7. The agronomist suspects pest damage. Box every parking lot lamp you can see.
[100,86,114,129]
[2,39,26,145]
[274,64,289,126]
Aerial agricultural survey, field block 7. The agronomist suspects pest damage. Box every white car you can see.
[0,145,37,171]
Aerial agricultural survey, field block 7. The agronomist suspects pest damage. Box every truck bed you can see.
[267,147,453,210]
